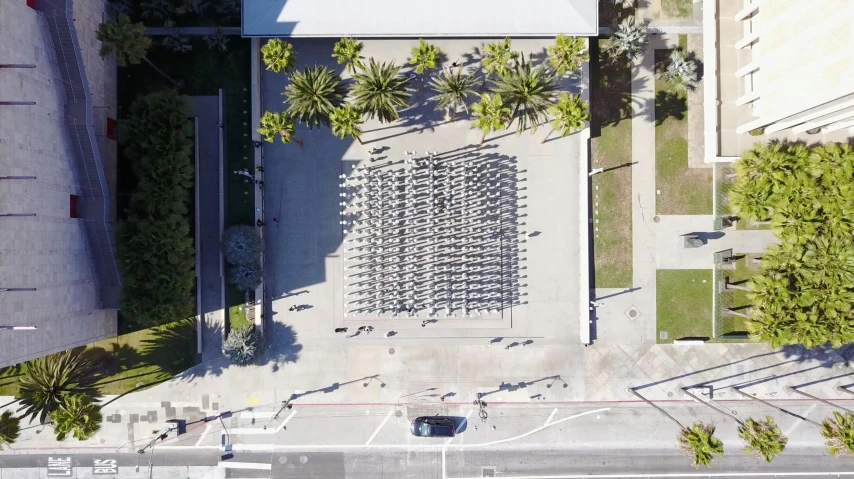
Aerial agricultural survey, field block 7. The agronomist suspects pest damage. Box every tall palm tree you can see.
[409,38,441,75]
[607,15,648,60]
[332,37,364,73]
[547,34,589,76]
[0,411,20,450]
[481,38,519,81]
[660,49,697,94]
[821,411,854,457]
[284,65,346,129]
[677,422,724,468]
[489,54,558,135]
[258,111,300,145]
[738,416,787,463]
[16,351,99,424]
[351,59,411,123]
[544,92,589,143]
[471,93,511,144]
[428,67,479,120]
[96,15,177,87]
[261,38,297,74]
[330,104,364,144]
[49,394,102,442]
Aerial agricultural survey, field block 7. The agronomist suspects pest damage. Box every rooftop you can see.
[242,0,598,37]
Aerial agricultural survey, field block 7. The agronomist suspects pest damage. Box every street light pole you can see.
[0,326,36,331]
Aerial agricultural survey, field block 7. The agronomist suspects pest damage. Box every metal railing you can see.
[36,0,121,308]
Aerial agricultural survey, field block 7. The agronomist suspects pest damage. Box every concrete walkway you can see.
[190,96,225,362]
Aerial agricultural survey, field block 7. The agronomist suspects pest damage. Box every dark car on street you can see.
[410,417,456,437]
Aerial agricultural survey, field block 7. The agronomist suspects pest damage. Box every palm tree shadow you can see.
[589,41,646,136]
[655,90,686,126]
[143,319,219,383]
[257,321,303,368]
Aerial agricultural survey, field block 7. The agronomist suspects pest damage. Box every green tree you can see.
[351,59,411,123]
[332,37,364,73]
[821,411,854,457]
[0,411,21,450]
[547,34,588,76]
[607,15,648,60]
[409,39,442,89]
[258,111,298,145]
[659,49,697,94]
[481,38,519,80]
[16,351,99,424]
[229,260,263,292]
[284,65,346,129]
[677,422,724,468]
[329,104,365,144]
[488,54,558,135]
[738,416,787,463]
[49,394,102,442]
[96,15,177,86]
[428,67,479,119]
[118,91,195,326]
[222,225,263,265]
[261,38,297,74]
[544,92,589,143]
[223,326,261,365]
[471,93,511,144]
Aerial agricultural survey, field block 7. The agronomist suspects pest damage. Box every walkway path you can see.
[190,96,225,362]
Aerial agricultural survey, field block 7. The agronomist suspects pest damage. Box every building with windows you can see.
[704,0,854,161]
[0,0,119,367]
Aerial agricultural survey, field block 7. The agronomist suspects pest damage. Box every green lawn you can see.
[657,269,713,343]
[0,319,196,396]
[591,40,633,288]
[654,49,712,215]
[720,255,761,335]
[662,0,693,18]
[227,284,253,331]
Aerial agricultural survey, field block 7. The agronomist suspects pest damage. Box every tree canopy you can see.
[118,91,195,327]
[729,141,854,348]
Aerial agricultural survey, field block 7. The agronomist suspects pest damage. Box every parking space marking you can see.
[446,409,473,445]
[544,408,557,426]
[275,410,297,433]
[218,462,272,470]
[365,409,394,445]
[194,424,211,447]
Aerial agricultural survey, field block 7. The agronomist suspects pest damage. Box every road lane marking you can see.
[217,462,272,470]
[365,409,394,445]
[544,408,557,426]
[194,424,211,447]
[466,408,609,448]
[446,409,473,445]
[275,409,297,433]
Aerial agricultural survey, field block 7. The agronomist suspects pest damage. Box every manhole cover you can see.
[660,331,669,340]
[653,216,660,223]
[279,456,287,464]
[395,410,403,418]
[409,451,416,459]
[389,348,395,355]
[624,305,641,320]
[299,455,308,464]
[667,392,673,397]
[482,468,496,477]
[99,438,105,444]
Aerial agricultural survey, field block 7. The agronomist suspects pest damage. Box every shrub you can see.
[16,351,99,424]
[223,326,261,365]
[222,225,263,265]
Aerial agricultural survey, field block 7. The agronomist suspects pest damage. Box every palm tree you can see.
[481,38,519,84]
[351,59,411,123]
[230,260,263,292]
[284,65,346,129]
[659,49,697,94]
[332,37,364,73]
[161,31,192,53]
[547,34,589,76]
[204,28,229,53]
[428,67,479,120]
[261,38,297,74]
[221,224,263,265]
[49,394,102,442]
[677,422,724,468]
[16,351,99,424]
[223,326,261,365]
[821,411,854,457]
[329,104,365,144]
[257,111,300,145]
[409,39,442,90]
[738,416,787,463]
[96,15,177,87]
[489,54,558,135]
[544,92,589,143]
[607,15,648,60]
[0,411,20,450]
[471,93,511,144]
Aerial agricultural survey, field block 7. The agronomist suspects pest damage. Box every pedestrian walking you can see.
[257,219,265,227]
[504,344,511,350]
[255,166,264,172]
[357,326,367,332]
[421,320,428,328]
[289,305,296,311]
[273,218,279,223]
[334,327,348,333]
[440,394,446,402]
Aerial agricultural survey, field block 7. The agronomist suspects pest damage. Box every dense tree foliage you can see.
[738,417,787,463]
[118,91,195,327]
[677,422,724,468]
[16,351,99,424]
[49,394,102,441]
[223,326,262,365]
[729,142,854,347]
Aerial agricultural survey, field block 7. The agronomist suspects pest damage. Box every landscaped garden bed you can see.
[656,269,713,343]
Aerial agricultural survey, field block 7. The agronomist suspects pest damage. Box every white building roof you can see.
[242,0,598,37]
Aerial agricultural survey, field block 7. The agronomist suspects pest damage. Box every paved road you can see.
[190,96,225,362]
[0,447,849,479]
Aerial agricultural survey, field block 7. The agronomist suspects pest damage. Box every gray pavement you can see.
[190,96,225,362]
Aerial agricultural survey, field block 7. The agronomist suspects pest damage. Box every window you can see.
[106,117,116,140]
[70,195,79,218]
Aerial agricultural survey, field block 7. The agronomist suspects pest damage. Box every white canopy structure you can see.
[242,0,599,37]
